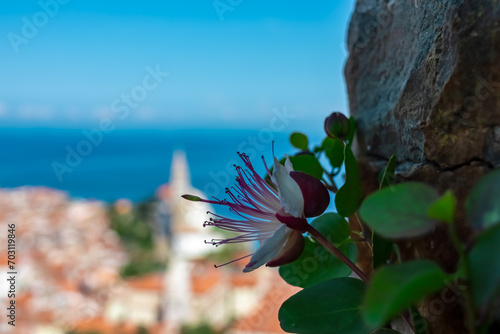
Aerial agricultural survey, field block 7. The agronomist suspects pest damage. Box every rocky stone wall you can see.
[345,1,500,333]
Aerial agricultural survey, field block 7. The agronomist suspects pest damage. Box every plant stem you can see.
[448,223,477,334]
[352,213,370,248]
[306,224,370,283]
[323,180,338,193]
[323,172,338,193]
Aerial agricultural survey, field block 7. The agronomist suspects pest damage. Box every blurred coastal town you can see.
[0,151,297,334]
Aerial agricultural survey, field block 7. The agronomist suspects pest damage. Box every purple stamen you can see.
[214,253,254,268]
[190,152,292,268]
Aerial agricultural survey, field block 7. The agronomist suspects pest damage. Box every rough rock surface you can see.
[345,1,500,333]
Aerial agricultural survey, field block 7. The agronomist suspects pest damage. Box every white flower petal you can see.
[284,155,294,173]
[243,224,291,273]
[273,157,304,217]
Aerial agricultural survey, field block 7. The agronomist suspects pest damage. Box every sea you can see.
[0,127,319,203]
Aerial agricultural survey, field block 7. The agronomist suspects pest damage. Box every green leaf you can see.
[378,154,396,189]
[265,155,323,184]
[279,213,357,288]
[279,240,357,289]
[469,223,500,308]
[321,137,345,168]
[289,154,324,180]
[454,256,468,280]
[409,305,428,334]
[290,132,309,150]
[466,169,500,230]
[312,212,351,244]
[346,116,356,145]
[363,260,449,327]
[359,182,439,238]
[427,190,457,224]
[279,277,372,334]
[335,145,362,217]
[372,233,394,269]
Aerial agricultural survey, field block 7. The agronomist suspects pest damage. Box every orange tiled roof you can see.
[230,271,258,287]
[231,273,300,334]
[0,186,126,332]
[0,256,9,266]
[72,317,137,334]
[192,262,223,294]
[127,273,165,291]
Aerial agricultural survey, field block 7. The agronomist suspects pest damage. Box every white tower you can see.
[163,150,215,333]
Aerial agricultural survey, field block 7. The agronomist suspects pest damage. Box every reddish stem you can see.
[306,224,369,283]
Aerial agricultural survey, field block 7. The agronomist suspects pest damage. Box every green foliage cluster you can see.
[180,323,221,334]
[108,199,166,277]
[275,115,500,333]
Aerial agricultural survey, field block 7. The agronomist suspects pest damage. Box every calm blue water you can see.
[0,127,301,202]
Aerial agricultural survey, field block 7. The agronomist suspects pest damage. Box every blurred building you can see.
[158,150,299,334]
[0,187,127,334]
[0,151,298,334]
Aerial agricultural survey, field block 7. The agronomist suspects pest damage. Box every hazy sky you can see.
[0,0,355,130]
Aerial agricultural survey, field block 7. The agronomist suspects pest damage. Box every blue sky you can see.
[0,0,355,130]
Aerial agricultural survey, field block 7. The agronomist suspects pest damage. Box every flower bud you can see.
[324,112,350,140]
[182,194,202,201]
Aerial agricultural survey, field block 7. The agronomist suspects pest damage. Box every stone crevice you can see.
[423,157,494,173]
